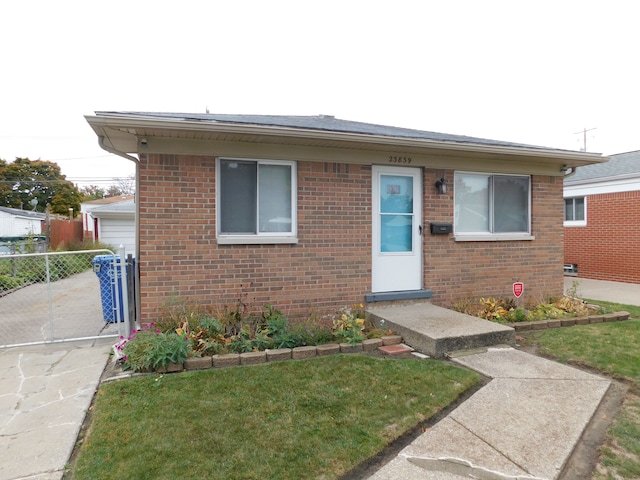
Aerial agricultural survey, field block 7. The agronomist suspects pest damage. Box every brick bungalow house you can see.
[85,112,604,324]
[564,150,640,284]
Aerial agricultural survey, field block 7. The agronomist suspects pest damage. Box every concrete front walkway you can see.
[0,338,112,480]
[367,346,612,480]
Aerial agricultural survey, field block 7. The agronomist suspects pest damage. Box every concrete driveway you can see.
[0,338,113,480]
[564,276,640,307]
[0,269,123,347]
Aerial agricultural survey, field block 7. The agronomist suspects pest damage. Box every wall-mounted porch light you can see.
[435,177,447,195]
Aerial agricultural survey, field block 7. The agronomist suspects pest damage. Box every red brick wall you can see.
[137,155,371,323]
[424,171,564,307]
[564,190,640,284]
[137,154,565,323]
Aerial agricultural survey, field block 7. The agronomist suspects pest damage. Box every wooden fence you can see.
[48,218,83,249]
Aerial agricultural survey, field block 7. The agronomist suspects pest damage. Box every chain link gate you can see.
[0,249,134,348]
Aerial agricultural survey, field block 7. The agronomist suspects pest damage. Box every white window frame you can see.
[216,157,298,244]
[563,196,587,227]
[454,171,534,241]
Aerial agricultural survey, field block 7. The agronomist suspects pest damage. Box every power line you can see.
[47,155,116,161]
[574,127,597,152]
[0,177,134,185]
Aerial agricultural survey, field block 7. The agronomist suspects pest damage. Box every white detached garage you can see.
[89,199,136,255]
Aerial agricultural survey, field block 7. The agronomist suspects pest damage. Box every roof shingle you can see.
[565,150,640,183]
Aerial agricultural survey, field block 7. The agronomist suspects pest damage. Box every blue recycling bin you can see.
[92,255,129,323]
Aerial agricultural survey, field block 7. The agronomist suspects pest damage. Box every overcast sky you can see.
[1,1,638,187]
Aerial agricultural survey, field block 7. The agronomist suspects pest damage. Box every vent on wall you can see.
[564,264,578,276]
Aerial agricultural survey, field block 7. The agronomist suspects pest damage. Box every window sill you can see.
[217,236,299,245]
[454,234,535,242]
[563,221,587,227]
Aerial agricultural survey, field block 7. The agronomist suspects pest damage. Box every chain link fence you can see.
[0,236,47,255]
[0,249,134,348]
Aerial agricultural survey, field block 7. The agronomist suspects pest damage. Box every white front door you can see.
[372,165,423,293]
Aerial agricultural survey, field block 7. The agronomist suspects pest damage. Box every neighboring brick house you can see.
[564,150,640,284]
[85,112,604,323]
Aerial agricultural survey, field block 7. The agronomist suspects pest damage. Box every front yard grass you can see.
[521,300,640,479]
[69,354,480,480]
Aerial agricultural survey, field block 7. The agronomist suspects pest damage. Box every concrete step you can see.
[366,301,515,358]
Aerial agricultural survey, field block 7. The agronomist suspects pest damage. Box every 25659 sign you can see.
[388,156,412,164]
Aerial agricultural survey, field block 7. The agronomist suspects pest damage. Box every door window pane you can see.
[380,175,413,214]
[379,174,413,252]
[380,215,412,252]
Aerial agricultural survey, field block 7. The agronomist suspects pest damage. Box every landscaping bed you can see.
[507,311,630,332]
[453,282,630,331]
[114,303,399,374]
[108,334,407,377]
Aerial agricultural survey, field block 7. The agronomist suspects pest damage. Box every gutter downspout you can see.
[98,135,139,164]
[97,135,141,329]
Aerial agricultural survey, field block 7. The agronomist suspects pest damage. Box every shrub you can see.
[477,297,509,322]
[504,307,530,323]
[291,321,333,346]
[261,304,298,349]
[333,304,367,345]
[228,329,254,353]
[121,329,190,372]
[0,273,27,291]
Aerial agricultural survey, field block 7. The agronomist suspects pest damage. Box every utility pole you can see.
[574,127,597,151]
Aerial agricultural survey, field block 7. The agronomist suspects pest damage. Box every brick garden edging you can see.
[151,335,404,374]
[506,311,630,332]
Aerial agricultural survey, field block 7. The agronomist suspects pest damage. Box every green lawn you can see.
[68,355,480,480]
[522,300,640,479]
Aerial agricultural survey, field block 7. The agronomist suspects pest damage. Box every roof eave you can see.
[85,114,606,167]
[565,171,640,186]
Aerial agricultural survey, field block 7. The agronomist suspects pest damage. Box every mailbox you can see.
[430,223,453,234]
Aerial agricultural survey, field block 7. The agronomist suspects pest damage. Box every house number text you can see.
[388,156,412,164]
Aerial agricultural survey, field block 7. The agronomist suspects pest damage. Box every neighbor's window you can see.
[217,158,296,243]
[454,172,531,238]
[564,197,586,226]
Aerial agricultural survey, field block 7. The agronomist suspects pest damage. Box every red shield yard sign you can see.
[513,282,524,299]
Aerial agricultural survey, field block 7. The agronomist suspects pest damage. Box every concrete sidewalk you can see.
[0,338,112,480]
[564,276,640,307]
